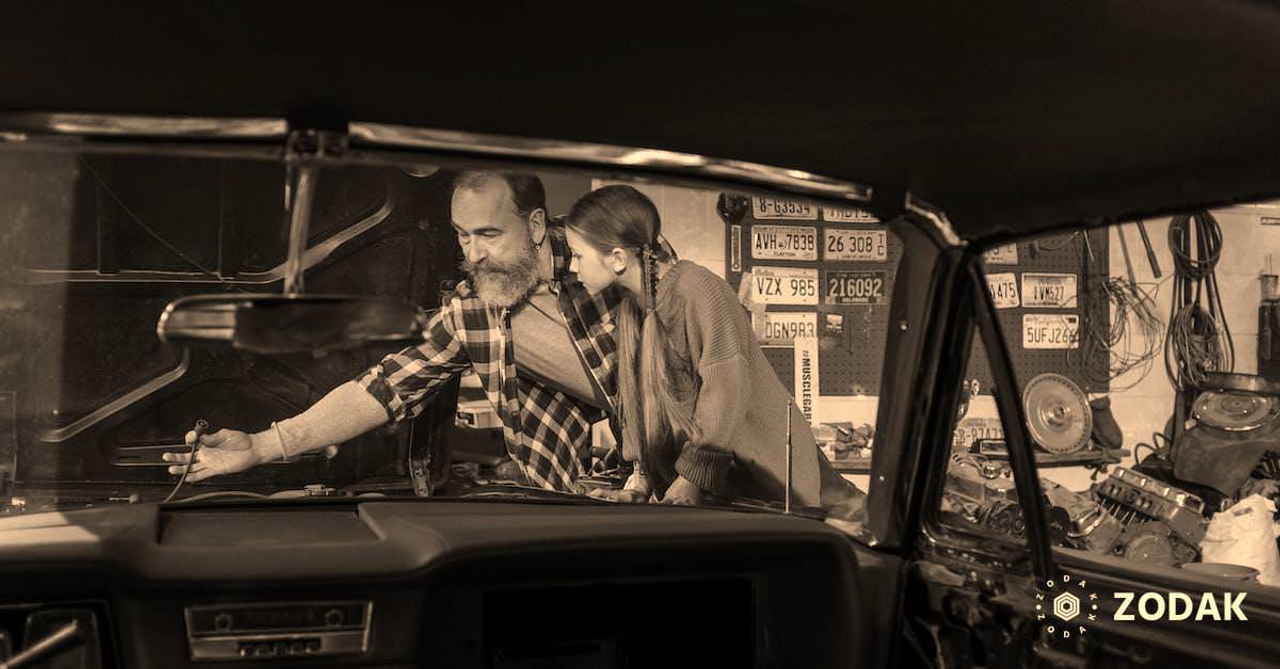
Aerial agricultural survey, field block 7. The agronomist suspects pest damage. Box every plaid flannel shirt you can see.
[356,224,622,492]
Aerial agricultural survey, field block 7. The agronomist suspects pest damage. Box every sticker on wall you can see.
[752,197,817,220]
[759,311,818,345]
[750,266,820,305]
[986,272,1020,309]
[751,224,818,261]
[1023,314,1080,349]
[983,244,1019,265]
[824,228,887,262]
[1261,215,1280,226]
[794,335,820,425]
[822,206,879,223]
[823,313,845,337]
[730,225,742,272]
[825,269,887,305]
[1022,273,1078,308]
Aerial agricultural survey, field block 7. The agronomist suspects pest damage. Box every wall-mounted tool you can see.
[1136,220,1162,278]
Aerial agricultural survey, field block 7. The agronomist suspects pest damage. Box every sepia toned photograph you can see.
[2,2,1280,667]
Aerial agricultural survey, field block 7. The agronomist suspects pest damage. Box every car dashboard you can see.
[0,500,866,668]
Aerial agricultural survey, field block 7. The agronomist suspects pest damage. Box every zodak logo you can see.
[1038,572,1249,640]
[1036,573,1099,639]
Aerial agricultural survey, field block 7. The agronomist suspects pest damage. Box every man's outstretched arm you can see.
[165,304,472,482]
[163,381,391,482]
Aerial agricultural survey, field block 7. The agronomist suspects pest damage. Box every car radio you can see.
[184,601,371,661]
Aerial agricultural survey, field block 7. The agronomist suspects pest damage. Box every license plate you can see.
[751,224,818,261]
[752,197,816,220]
[750,266,820,305]
[985,272,1020,308]
[824,229,887,261]
[759,311,817,344]
[1022,273,1078,308]
[825,270,886,305]
[983,244,1018,265]
[822,206,879,223]
[953,417,1005,448]
[1023,314,1080,349]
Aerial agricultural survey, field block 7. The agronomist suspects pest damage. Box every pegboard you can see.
[722,193,1110,399]
[965,229,1111,396]
[723,193,901,397]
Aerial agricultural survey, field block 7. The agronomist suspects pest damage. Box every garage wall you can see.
[1106,203,1280,450]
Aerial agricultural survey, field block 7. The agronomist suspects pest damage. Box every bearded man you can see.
[165,171,623,493]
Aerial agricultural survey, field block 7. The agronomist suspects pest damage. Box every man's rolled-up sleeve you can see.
[355,303,471,423]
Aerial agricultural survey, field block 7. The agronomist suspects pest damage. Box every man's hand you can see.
[584,487,649,503]
[660,475,707,506]
[163,428,263,483]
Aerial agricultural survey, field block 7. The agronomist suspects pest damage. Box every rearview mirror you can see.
[156,294,424,354]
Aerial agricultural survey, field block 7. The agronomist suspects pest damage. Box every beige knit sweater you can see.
[649,261,863,508]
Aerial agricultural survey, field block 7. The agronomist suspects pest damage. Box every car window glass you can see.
[978,208,1280,591]
[0,147,897,518]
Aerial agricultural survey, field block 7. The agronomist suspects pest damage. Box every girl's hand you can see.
[660,476,706,506]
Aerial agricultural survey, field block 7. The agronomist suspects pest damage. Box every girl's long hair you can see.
[566,185,700,488]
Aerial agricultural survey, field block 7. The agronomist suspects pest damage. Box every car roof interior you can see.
[4,1,1280,239]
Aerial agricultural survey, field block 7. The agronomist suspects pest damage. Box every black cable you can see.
[1163,211,1233,393]
[162,419,208,503]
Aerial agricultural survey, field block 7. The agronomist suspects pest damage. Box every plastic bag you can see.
[1201,494,1280,586]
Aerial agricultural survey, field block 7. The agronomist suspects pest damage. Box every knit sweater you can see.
[651,261,863,508]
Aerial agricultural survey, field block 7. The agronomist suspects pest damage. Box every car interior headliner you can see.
[4,1,1280,240]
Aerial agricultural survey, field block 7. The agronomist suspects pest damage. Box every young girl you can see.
[565,185,864,508]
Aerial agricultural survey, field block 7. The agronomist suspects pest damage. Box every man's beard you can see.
[462,240,540,308]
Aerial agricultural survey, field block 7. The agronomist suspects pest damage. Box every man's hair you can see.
[454,171,547,219]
